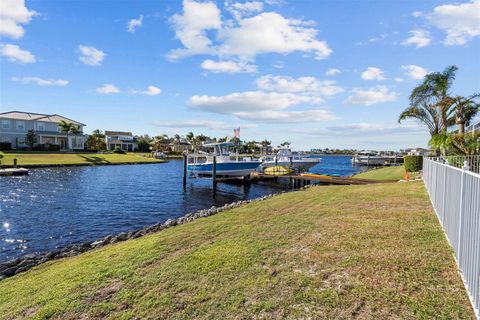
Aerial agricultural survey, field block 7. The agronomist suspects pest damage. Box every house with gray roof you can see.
[0,111,86,150]
[105,131,138,151]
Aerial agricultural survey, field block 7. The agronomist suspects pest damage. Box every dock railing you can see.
[423,156,480,319]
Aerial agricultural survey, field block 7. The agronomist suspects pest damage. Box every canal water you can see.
[0,156,362,262]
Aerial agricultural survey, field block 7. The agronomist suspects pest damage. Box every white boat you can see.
[187,142,262,177]
[351,151,403,166]
[260,148,321,172]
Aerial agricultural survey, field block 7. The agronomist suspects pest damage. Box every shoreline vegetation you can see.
[0,182,474,319]
[0,152,167,167]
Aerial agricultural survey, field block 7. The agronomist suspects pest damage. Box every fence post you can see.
[457,165,466,262]
[441,160,448,224]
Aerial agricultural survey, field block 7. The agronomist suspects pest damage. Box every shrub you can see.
[48,144,61,151]
[404,155,423,172]
[0,142,12,151]
[113,146,126,154]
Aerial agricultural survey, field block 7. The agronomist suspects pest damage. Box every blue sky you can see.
[1,0,479,150]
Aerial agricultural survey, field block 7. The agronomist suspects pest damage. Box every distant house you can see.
[105,131,138,151]
[406,148,430,156]
[0,111,86,150]
[169,139,191,153]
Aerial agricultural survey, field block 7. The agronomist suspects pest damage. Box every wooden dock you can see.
[217,172,397,186]
[0,168,29,176]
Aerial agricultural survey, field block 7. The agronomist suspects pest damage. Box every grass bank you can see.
[0,182,474,319]
[354,165,405,181]
[0,152,164,167]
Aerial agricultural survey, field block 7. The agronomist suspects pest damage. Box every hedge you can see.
[404,155,423,172]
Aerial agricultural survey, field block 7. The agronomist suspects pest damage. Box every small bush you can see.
[0,151,4,159]
[48,144,61,151]
[113,147,126,154]
[404,155,423,172]
[0,142,12,151]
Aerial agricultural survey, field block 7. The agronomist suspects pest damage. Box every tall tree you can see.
[86,129,106,151]
[58,120,80,150]
[25,129,37,150]
[453,94,480,134]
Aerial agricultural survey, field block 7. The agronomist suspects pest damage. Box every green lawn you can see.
[354,165,406,181]
[0,182,474,319]
[0,152,164,166]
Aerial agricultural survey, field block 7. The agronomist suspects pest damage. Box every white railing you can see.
[432,155,480,174]
[423,157,480,319]
[466,121,480,134]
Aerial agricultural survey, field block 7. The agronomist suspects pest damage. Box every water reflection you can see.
[0,156,361,262]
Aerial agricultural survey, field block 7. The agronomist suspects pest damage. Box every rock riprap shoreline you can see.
[0,189,302,281]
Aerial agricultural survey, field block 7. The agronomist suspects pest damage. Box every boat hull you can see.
[188,161,262,177]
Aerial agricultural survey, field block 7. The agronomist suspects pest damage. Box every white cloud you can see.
[402,29,432,48]
[78,45,106,66]
[153,119,257,130]
[201,59,257,73]
[187,90,336,123]
[130,85,162,96]
[325,68,341,76]
[345,86,398,106]
[401,64,428,80]
[187,92,336,122]
[361,67,386,81]
[226,1,264,20]
[395,77,404,82]
[96,84,120,95]
[0,0,36,39]
[168,0,222,59]
[428,0,480,45]
[189,91,322,113]
[218,12,331,60]
[255,75,344,96]
[292,122,425,137]
[127,15,143,33]
[0,44,35,63]
[169,1,332,62]
[412,11,423,18]
[11,76,68,86]
[234,109,337,123]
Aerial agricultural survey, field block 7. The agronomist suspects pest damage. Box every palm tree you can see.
[430,132,480,156]
[400,66,458,134]
[58,120,76,150]
[399,102,443,137]
[453,94,480,134]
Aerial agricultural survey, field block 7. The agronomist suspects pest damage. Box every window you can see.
[17,137,26,145]
[16,121,25,131]
[1,119,10,129]
[1,137,11,143]
[36,122,45,131]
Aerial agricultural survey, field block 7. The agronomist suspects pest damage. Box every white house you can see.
[0,111,86,150]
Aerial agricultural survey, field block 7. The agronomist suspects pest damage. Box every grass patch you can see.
[0,182,474,319]
[354,165,406,180]
[0,152,163,166]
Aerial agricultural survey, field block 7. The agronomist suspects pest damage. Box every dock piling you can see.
[182,154,187,187]
[212,156,217,192]
[13,158,18,168]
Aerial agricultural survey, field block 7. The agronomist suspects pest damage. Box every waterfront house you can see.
[405,148,430,156]
[105,131,138,151]
[169,138,192,153]
[0,111,86,150]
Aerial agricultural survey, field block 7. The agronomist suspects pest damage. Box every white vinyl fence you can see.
[423,156,480,319]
